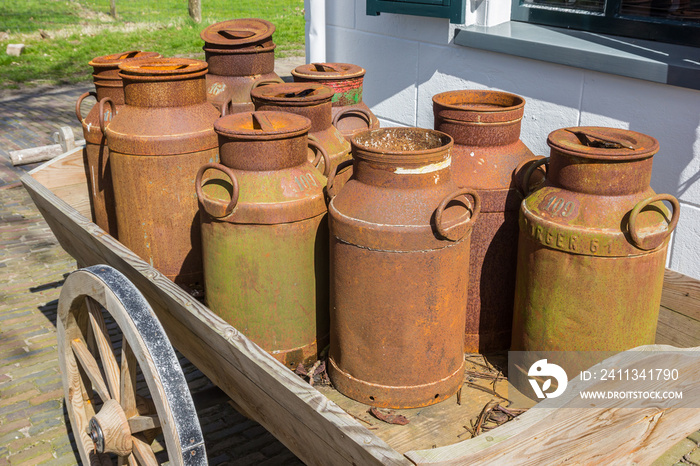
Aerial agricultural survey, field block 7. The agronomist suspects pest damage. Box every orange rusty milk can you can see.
[75,50,160,237]
[328,127,480,409]
[102,57,219,290]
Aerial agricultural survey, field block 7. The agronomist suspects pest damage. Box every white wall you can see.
[314,0,700,280]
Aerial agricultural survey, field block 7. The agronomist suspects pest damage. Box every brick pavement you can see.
[0,59,305,465]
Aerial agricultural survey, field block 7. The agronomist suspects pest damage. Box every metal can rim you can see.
[292,62,365,80]
[351,127,454,165]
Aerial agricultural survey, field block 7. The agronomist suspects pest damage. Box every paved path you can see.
[0,58,305,465]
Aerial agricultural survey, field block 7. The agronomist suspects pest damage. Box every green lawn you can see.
[0,0,305,88]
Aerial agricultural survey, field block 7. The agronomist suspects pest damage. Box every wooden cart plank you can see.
[656,306,700,348]
[28,146,91,219]
[405,345,700,465]
[21,170,410,466]
[661,270,700,322]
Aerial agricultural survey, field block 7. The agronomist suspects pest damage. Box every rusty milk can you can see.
[201,18,283,114]
[196,111,330,369]
[102,57,220,289]
[328,127,480,409]
[511,127,680,355]
[75,50,160,237]
[291,62,379,142]
[433,90,542,353]
[251,82,351,179]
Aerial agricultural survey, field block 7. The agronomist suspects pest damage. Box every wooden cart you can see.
[21,145,700,465]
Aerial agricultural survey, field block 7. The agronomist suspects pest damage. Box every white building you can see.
[305,0,700,279]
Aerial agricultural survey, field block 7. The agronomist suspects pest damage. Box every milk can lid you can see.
[118,57,208,80]
[200,18,275,47]
[291,62,365,80]
[214,111,311,140]
[548,127,659,160]
[250,82,334,105]
[89,51,160,68]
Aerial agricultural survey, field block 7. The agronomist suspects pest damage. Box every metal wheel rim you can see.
[57,265,206,465]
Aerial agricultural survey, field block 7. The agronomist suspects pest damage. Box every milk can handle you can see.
[250,77,285,90]
[220,96,232,117]
[195,163,240,218]
[326,159,354,200]
[308,135,331,177]
[98,97,116,134]
[218,28,258,40]
[628,194,680,251]
[75,91,97,123]
[312,63,343,73]
[435,189,481,242]
[521,157,549,197]
[332,107,372,129]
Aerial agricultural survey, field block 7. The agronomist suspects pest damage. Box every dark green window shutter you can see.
[366,0,466,24]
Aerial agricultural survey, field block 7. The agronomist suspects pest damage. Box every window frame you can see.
[366,0,467,24]
[510,0,700,47]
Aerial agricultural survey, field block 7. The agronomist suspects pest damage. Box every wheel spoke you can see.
[127,414,161,434]
[117,453,138,466]
[120,336,138,418]
[131,435,158,466]
[135,394,157,416]
[87,297,121,403]
[71,338,111,402]
[132,397,162,443]
[85,310,97,356]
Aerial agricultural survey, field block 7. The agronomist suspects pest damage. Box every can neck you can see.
[549,151,655,195]
[432,96,525,147]
[254,102,331,133]
[204,48,275,77]
[350,128,454,188]
[92,68,125,104]
[353,154,453,189]
[94,83,125,105]
[297,76,364,107]
[328,77,364,107]
[219,135,309,171]
[123,76,207,107]
[436,118,522,147]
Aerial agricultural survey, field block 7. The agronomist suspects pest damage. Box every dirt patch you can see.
[70,0,116,22]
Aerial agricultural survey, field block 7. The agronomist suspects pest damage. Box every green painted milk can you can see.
[512,127,680,355]
[196,111,330,369]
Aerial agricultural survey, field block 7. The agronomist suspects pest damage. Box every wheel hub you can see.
[88,417,105,453]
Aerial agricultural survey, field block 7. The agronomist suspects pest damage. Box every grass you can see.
[0,0,305,89]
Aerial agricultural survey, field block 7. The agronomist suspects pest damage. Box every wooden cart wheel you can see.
[57,265,207,465]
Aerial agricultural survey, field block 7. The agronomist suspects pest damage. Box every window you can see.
[366,0,467,24]
[511,0,700,46]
